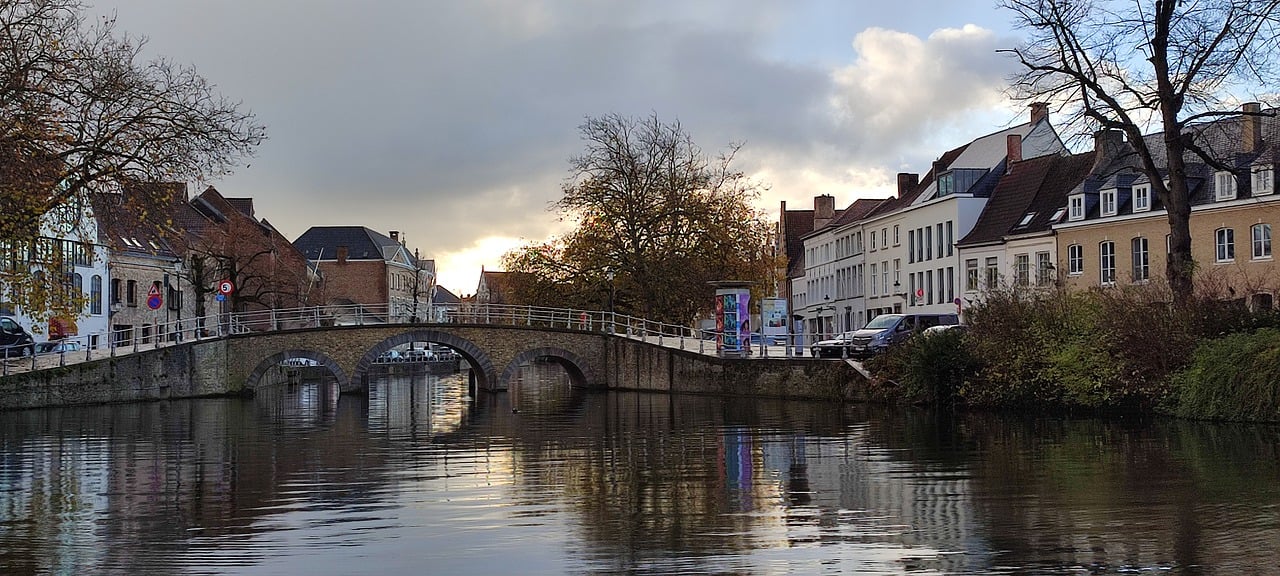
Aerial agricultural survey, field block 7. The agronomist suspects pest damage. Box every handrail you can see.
[1,302,814,377]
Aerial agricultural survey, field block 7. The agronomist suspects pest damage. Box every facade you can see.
[793,104,1064,341]
[293,226,433,321]
[91,184,200,346]
[0,191,110,346]
[1053,106,1280,309]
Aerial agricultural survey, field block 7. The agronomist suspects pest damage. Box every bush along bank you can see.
[864,284,1280,422]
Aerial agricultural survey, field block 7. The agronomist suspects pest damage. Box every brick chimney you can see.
[896,173,919,198]
[814,195,836,229]
[1006,134,1023,173]
[337,246,348,264]
[1091,129,1128,171]
[1030,102,1049,125]
[1242,102,1262,154]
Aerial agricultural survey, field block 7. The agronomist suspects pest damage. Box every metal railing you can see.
[2,303,818,377]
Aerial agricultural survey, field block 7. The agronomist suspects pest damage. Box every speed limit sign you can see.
[217,280,235,295]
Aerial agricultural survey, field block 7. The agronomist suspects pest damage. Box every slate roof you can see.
[432,285,461,305]
[959,151,1096,246]
[293,226,402,261]
[864,145,969,220]
[1066,108,1280,223]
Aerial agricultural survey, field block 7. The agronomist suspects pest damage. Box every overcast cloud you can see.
[89,1,1027,293]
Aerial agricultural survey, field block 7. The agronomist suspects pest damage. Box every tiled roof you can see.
[293,226,402,261]
[89,193,181,257]
[959,151,1095,246]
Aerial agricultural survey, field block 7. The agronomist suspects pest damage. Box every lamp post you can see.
[893,280,904,313]
[606,269,615,332]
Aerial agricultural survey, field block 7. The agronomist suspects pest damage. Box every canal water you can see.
[2,364,1279,575]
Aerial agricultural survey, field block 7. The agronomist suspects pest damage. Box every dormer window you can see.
[1100,189,1118,217]
[1133,184,1151,212]
[1253,164,1274,196]
[1216,171,1237,201]
[1068,195,1085,221]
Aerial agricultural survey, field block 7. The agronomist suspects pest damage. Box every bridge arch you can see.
[245,349,348,390]
[499,346,598,389]
[350,329,497,392]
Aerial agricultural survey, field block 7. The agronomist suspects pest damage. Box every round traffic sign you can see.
[217,280,235,295]
[147,294,163,310]
[915,288,925,298]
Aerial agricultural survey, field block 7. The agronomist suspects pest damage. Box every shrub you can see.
[1171,328,1280,422]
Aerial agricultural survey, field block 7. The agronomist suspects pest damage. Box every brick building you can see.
[293,227,434,322]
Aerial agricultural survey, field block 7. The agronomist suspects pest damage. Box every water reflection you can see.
[1,364,1279,574]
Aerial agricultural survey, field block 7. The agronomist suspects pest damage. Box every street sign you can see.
[915,288,925,298]
[215,294,226,302]
[217,280,235,295]
[146,283,163,310]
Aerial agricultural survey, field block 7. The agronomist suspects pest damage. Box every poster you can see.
[713,286,750,355]
[762,298,786,339]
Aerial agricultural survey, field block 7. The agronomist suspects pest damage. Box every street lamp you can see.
[606,269,615,332]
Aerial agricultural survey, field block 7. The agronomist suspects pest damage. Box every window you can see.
[90,275,102,315]
[925,227,933,260]
[984,257,999,289]
[111,278,121,304]
[1036,252,1053,285]
[1216,171,1237,201]
[1069,195,1085,221]
[1252,223,1272,259]
[168,286,182,311]
[965,259,979,291]
[1050,207,1068,223]
[881,260,889,295]
[893,259,901,287]
[1253,164,1274,196]
[126,279,137,307]
[1014,254,1030,286]
[870,263,878,296]
[870,230,877,252]
[893,225,900,246]
[881,228,888,249]
[908,230,915,263]
[1133,184,1151,212]
[936,223,944,258]
[1131,237,1149,282]
[946,221,954,256]
[1016,212,1035,228]
[1101,189,1117,216]
[1216,227,1235,262]
[1068,244,1083,275]
[1100,241,1116,285]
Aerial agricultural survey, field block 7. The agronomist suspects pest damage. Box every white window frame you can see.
[1100,189,1117,217]
[1067,244,1083,276]
[1253,164,1274,196]
[1069,195,1085,221]
[1014,253,1030,286]
[1131,237,1149,282]
[965,258,979,292]
[1036,251,1052,286]
[1216,171,1237,201]
[893,225,900,246]
[1100,241,1116,286]
[1252,223,1272,260]
[1216,227,1235,262]
[1132,184,1151,212]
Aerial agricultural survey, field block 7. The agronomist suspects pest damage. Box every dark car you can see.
[36,341,82,355]
[0,316,35,358]
[845,313,960,358]
[811,331,857,358]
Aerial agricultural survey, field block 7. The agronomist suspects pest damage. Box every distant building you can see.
[293,227,433,322]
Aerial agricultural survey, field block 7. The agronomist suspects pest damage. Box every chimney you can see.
[1091,129,1128,171]
[1242,102,1262,154]
[932,159,947,178]
[1030,102,1049,125]
[1006,134,1023,172]
[814,195,836,229]
[337,246,348,264]
[390,231,399,242]
[896,173,919,197]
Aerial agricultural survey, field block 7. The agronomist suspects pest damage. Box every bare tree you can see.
[1000,0,1280,304]
[504,113,779,325]
[0,0,264,318]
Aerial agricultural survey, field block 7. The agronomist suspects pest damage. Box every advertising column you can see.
[710,281,752,357]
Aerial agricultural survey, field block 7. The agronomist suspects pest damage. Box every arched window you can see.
[90,275,102,315]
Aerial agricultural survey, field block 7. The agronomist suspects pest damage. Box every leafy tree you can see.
[503,113,778,325]
[1000,0,1280,305]
[0,0,264,320]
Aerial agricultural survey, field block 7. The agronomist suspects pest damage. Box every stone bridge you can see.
[229,323,607,393]
[0,322,871,410]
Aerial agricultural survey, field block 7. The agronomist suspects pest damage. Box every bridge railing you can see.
[2,302,817,376]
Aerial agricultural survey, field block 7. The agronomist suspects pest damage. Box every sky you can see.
[87,0,1039,295]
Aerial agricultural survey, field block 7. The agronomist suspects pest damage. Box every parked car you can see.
[0,316,35,358]
[403,348,431,362]
[811,331,857,358]
[748,332,788,346]
[844,313,960,358]
[36,341,82,355]
[377,349,405,363]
